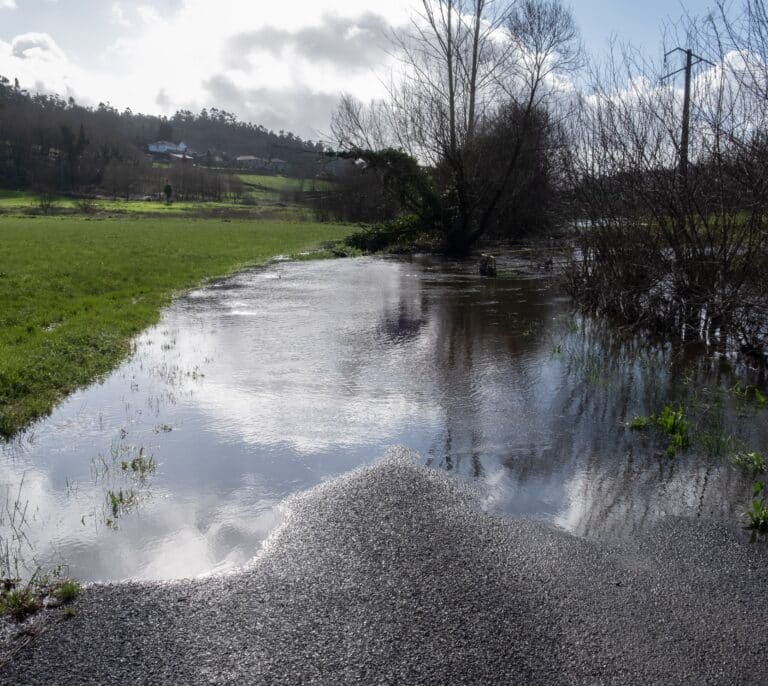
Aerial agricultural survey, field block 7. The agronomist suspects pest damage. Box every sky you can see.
[0,0,720,141]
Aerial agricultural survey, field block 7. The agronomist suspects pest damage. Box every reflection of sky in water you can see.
[2,256,767,582]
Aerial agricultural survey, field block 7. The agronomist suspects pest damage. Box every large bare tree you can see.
[331,0,581,253]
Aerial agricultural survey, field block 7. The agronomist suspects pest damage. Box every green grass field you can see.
[237,174,335,192]
[0,192,311,218]
[0,189,38,207]
[0,216,352,437]
[0,174,334,218]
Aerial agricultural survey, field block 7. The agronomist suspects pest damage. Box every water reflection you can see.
[2,255,767,581]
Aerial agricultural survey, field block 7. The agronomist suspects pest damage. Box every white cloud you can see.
[0,32,114,107]
[0,0,414,137]
[0,0,17,10]
[137,4,161,25]
[111,2,131,27]
[11,32,67,62]
[226,13,392,72]
[91,0,412,136]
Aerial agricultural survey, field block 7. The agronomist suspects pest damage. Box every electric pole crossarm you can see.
[661,65,688,80]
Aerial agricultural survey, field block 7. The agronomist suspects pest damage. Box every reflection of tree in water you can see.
[395,258,767,539]
[529,320,766,539]
[418,264,561,478]
[378,301,427,345]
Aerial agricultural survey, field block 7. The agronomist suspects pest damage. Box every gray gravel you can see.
[3,448,768,685]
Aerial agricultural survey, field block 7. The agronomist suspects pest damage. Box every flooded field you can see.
[2,255,767,582]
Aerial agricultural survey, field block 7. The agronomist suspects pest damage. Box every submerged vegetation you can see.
[732,451,768,532]
[746,480,768,532]
[629,404,690,457]
[732,451,767,476]
[0,216,351,437]
[655,405,691,457]
[628,382,767,528]
[120,449,156,481]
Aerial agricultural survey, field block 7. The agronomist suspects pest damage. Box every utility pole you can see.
[679,49,693,184]
[661,47,716,186]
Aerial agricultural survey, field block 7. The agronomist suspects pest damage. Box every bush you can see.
[345,215,432,253]
[75,197,99,214]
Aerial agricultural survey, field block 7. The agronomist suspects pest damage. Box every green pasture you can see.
[0,193,311,219]
[0,216,352,437]
[237,174,335,193]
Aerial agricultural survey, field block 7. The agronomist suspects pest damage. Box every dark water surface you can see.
[2,255,767,582]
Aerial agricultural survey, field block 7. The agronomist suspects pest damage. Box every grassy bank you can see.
[0,216,351,437]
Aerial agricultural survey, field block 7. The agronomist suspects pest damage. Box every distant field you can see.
[0,189,37,206]
[0,175,335,219]
[0,216,352,436]
[0,192,310,219]
[238,174,335,192]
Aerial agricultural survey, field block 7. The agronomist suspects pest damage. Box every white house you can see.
[148,141,189,154]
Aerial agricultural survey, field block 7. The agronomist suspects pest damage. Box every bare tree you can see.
[330,95,399,152]
[331,0,581,253]
[566,3,768,354]
[468,0,581,247]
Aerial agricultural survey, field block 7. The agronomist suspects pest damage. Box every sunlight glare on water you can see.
[1,255,766,581]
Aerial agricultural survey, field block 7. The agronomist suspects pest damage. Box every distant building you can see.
[235,155,265,169]
[270,158,288,174]
[235,156,288,174]
[148,141,189,154]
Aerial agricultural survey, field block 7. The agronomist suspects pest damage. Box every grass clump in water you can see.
[746,482,768,532]
[695,426,737,457]
[728,450,768,533]
[628,404,690,457]
[120,448,156,480]
[628,415,653,431]
[731,383,766,408]
[106,489,139,529]
[656,404,690,456]
[732,451,767,476]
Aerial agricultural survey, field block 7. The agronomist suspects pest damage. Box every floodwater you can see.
[2,255,767,582]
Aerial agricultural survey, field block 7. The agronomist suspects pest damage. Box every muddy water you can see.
[2,255,767,582]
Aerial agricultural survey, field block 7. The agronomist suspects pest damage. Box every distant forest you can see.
[0,75,327,200]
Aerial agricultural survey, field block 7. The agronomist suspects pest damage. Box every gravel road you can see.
[3,448,768,685]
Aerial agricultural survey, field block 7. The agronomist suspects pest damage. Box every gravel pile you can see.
[3,448,768,685]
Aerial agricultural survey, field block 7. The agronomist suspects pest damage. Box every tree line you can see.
[0,78,326,199]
